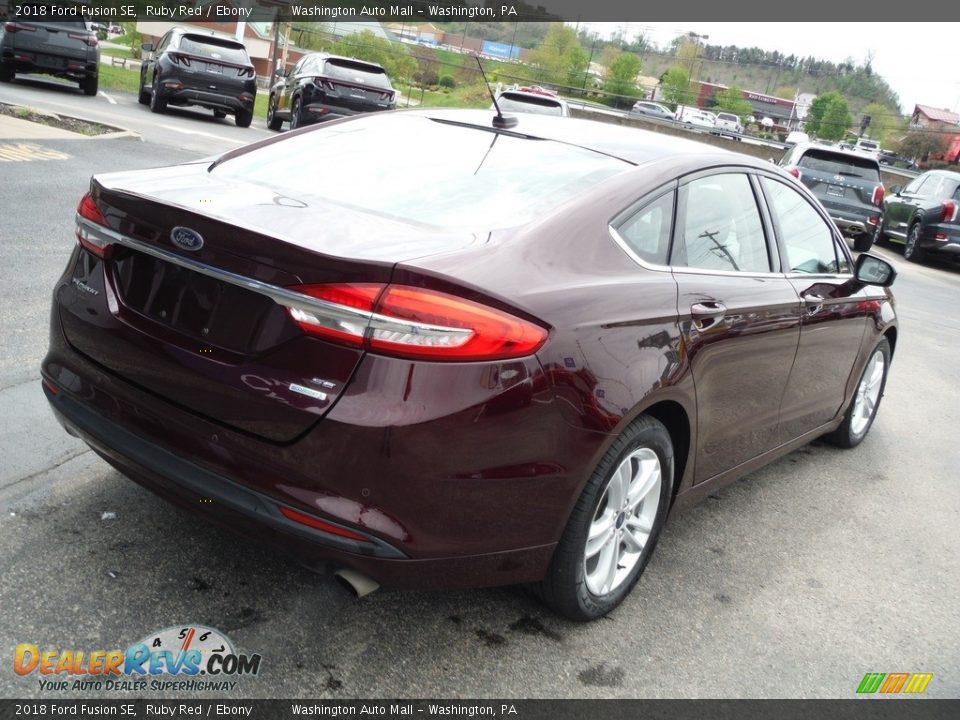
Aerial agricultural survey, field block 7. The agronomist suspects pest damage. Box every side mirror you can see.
[855,253,896,288]
[141,43,154,52]
[889,184,902,196]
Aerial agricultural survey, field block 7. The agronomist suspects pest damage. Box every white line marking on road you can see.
[99,91,117,105]
[157,124,245,144]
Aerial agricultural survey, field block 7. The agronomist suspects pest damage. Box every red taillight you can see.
[317,78,337,92]
[942,200,958,223]
[68,32,98,48]
[170,53,191,67]
[871,184,885,207]
[239,66,254,78]
[785,165,802,180]
[4,22,36,33]
[76,192,112,258]
[283,283,548,361]
[278,506,369,541]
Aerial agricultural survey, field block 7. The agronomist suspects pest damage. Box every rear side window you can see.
[617,192,674,266]
[797,149,880,181]
[675,174,770,273]
[324,59,391,89]
[178,36,250,65]
[761,177,850,274]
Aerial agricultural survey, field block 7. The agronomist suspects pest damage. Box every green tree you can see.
[660,66,695,107]
[711,85,752,120]
[330,31,416,83]
[676,40,705,82]
[858,102,898,145]
[528,23,584,85]
[805,91,852,140]
[896,130,947,162]
[603,51,642,107]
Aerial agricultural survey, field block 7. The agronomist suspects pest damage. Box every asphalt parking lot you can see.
[0,76,958,700]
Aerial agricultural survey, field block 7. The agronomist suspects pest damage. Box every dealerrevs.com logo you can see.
[14,625,262,693]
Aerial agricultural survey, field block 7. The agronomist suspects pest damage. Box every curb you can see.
[0,101,142,141]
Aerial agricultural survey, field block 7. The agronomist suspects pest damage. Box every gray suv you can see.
[0,18,100,95]
[780,143,885,251]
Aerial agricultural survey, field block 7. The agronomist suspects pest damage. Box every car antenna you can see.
[475,57,517,129]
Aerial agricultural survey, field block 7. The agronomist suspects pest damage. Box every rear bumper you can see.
[302,102,393,123]
[164,87,254,113]
[830,212,878,236]
[2,49,97,78]
[41,301,579,589]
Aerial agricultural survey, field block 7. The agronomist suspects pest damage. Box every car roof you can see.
[400,108,744,166]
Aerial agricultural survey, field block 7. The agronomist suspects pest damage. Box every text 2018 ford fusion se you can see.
[42,110,898,620]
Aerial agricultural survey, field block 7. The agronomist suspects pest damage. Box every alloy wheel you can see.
[583,447,661,596]
[850,348,885,437]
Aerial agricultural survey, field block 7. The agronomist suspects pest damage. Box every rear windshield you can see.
[717,113,737,121]
[323,59,391,89]
[178,35,250,64]
[497,93,564,116]
[213,114,629,230]
[797,149,880,180]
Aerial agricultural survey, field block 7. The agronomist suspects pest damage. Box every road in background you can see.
[1,77,958,699]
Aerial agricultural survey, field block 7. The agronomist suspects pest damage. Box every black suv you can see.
[876,170,960,263]
[267,53,396,130]
[139,28,256,128]
[0,18,99,95]
[780,143,885,251]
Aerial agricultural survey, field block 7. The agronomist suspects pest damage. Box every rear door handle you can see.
[690,301,726,330]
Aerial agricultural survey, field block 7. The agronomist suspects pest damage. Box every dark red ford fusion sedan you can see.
[42,109,898,620]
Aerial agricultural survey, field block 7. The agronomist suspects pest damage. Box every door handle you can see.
[690,301,726,330]
[802,293,825,314]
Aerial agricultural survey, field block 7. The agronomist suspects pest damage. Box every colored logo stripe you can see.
[857,672,932,694]
[857,673,886,693]
[903,673,933,694]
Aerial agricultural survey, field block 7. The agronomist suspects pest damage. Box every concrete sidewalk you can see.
[0,113,85,140]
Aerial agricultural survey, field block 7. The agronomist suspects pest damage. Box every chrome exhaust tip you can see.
[333,568,379,598]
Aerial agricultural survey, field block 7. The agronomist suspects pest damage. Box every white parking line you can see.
[98,91,117,105]
[157,124,245,144]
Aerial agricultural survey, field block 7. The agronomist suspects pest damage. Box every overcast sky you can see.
[578,22,960,118]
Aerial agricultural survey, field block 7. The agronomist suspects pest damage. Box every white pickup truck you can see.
[713,112,744,137]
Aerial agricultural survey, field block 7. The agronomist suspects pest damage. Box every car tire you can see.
[267,94,283,131]
[213,109,227,119]
[853,233,874,252]
[825,338,891,449]
[903,222,926,263]
[873,215,889,247]
[137,74,150,105]
[0,59,14,83]
[80,73,98,97]
[235,109,253,128]
[290,97,303,130]
[149,76,167,114]
[536,414,674,621]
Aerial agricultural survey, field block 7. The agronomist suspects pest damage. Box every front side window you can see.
[674,173,769,273]
[761,177,849,274]
[617,192,674,266]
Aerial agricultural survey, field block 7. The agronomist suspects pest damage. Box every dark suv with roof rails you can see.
[779,142,885,251]
[0,17,99,95]
[267,53,396,130]
[139,27,257,128]
[875,169,960,263]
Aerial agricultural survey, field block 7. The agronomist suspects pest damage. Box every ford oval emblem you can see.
[170,226,204,252]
